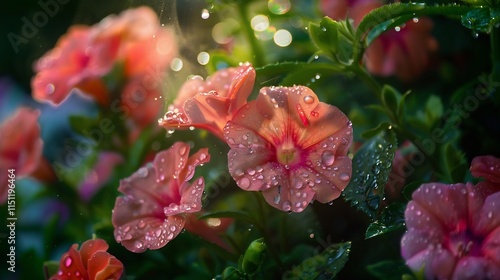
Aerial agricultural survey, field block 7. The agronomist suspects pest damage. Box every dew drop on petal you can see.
[134,240,143,249]
[339,173,350,181]
[282,201,291,211]
[303,95,314,104]
[321,150,335,166]
[64,257,72,267]
[238,177,251,189]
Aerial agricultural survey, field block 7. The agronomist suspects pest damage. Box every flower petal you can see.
[87,251,124,280]
[452,256,500,280]
[50,244,88,280]
[470,155,500,184]
[79,239,109,270]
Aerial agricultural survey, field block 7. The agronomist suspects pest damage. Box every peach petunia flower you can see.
[224,85,353,212]
[112,142,212,252]
[50,238,123,280]
[320,0,438,81]
[401,183,500,279]
[158,63,256,140]
[32,6,177,126]
[0,107,44,204]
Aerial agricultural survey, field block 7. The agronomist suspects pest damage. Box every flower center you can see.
[276,143,301,168]
[447,226,483,258]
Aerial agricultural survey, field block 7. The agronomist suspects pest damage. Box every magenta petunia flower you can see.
[112,142,210,252]
[50,238,123,280]
[470,155,500,185]
[158,63,255,140]
[401,183,500,279]
[224,85,353,212]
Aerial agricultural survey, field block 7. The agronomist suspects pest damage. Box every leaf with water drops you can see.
[284,241,351,280]
[343,129,397,220]
[241,238,266,276]
[461,7,500,33]
[308,17,355,65]
[365,202,406,239]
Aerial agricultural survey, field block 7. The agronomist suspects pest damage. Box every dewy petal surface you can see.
[159,63,255,140]
[112,142,209,252]
[225,85,352,212]
[401,182,500,279]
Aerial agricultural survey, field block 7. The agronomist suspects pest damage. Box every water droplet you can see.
[64,257,72,267]
[321,150,335,166]
[201,9,210,19]
[303,95,314,104]
[339,173,350,181]
[46,83,55,95]
[282,201,291,211]
[134,240,143,249]
[238,177,251,189]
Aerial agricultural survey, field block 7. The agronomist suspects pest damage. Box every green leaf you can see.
[69,115,98,135]
[440,143,466,183]
[461,7,500,33]
[284,242,351,280]
[382,85,402,120]
[353,3,471,62]
[309,18,340,55]
[365,202,406,239]
[361,122,392,139]
[424,95,443,126]
[241,238,266,275]
[344,129,398,219]
[367,259,413,280]
[43,261,60,279]
[308,18,355,64]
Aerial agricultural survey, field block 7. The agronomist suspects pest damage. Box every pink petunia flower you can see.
[0,107,44,204]
[50,238,123,280]
[470,155,500,185]
[112,142,211,252]
[158,63,256,140]
[224,85,353,212]
[401,183,500,279]
[320,0,438,81]
[32,6,177,126]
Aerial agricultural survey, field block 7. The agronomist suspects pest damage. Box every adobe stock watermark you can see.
[7,0,71,53]
[388,74,499,187]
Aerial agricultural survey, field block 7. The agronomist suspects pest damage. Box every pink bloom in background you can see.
[470,155,500,186]
[79,152,124,202]
[32,6,177,126]
[112,142,212,252]
[224,86,353,212]
[50,238,123,280]
[320,0,438,81]
[159,63,256,140]
[401,183,500,279]
[0,107,44,204]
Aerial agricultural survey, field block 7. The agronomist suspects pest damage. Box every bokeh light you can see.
[170,57,183,71]
[268,0,291,15]
[251,15,269,32]
[273,29,292,47]
[197,52,210,65]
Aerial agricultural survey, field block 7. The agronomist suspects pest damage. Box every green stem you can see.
[237,4,266,67]
[349,65,383,102]
[252,193,284,268]
[491,26,500,83]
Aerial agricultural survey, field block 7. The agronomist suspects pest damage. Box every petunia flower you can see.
[0,107,44,204]
[32,6,177,126]
[50,238,123,280]
[320,0,438,81]
[112,142,211,252]
[401,182,500,279]
[158,63,256,140]
[224,85,353,212]
[470,155,500,185]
